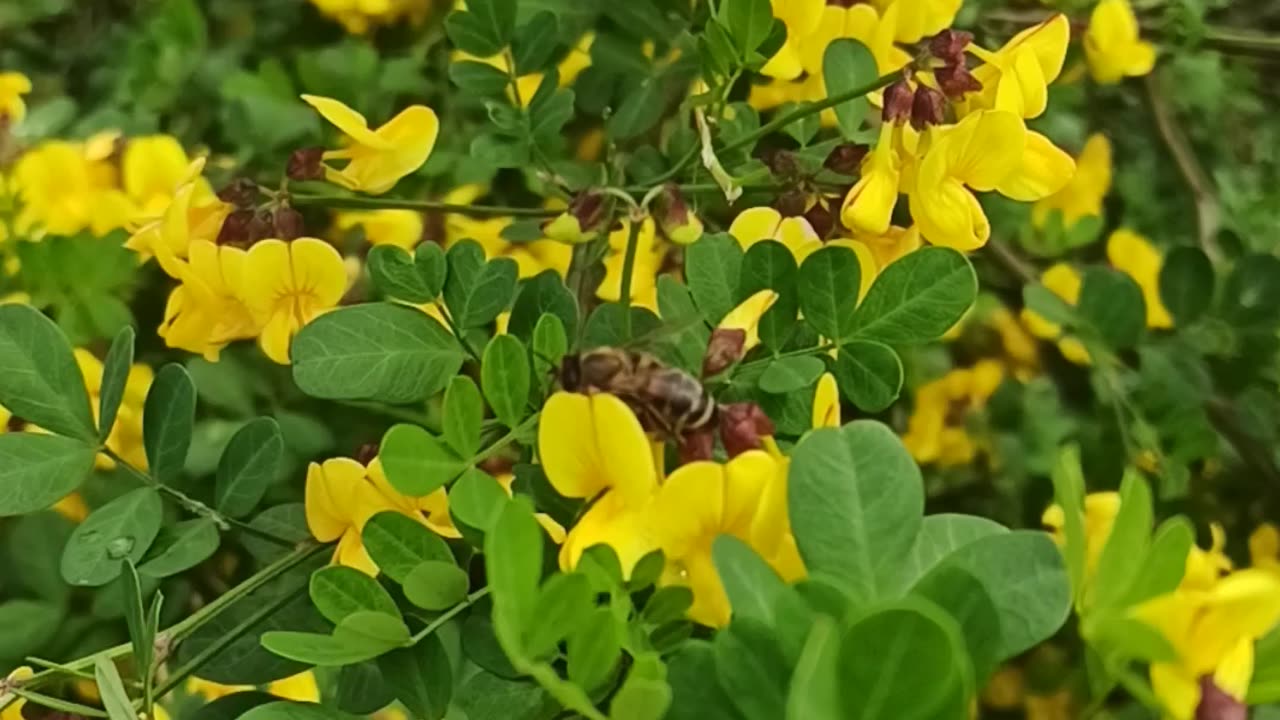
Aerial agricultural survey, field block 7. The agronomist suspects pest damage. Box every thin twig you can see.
[290,194,558,218]
[410,588,492,644]
[1144,74,1223,263]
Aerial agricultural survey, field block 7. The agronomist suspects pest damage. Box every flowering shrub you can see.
[1,1,1279,719]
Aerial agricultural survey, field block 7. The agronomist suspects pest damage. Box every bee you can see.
[557,347,718,439]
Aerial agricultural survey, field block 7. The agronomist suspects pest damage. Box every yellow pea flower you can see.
[122,135,201,217]
[453,33,594,107]
[1251,523,1280,574]
[812,372,840,428]
[241,238,348,365]
[75,348,152,471]
[1033,134,1113,230]
[1085,0,1157,84]
[798,3,909,77]
[0,71,32,124]
[598,218,664,311]
[988,305,1041,380]
[126,162,232,276]
[12,140,121,237]
[650,450,803,627]
[963,15,1070,119]
[760,0,824,80]
[868,0,962,44]
[159,240,260,362]
[302,94,439,195]
[728,206,822,262]
[538,392,663,575]
[336,209,424,249]
[2,667,34,720]
[1042,491,1121,579]
[718,290,779,353]
[1133,569,1280,720]
[186,671,320,703]
[841,122,902,237]
[309,0,431,34]
[1020,263,1091,365]
[995,129,1076,203]
[909,110,1025,250]
[1181,523,1232,591]
[853,224,921,273]
[901,360,1004,466]
[1106,229,1173,329]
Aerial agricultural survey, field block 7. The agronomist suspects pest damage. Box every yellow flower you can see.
[1,667,34,720]
[122,135,201,217]
[336,209,424,249]
[812,372,840,428]
[443,185,572,279]
[1033,134,1113,230]
[853,224,921,272]
[1251,523,1280,574]
[1020,263,1092,365]
[1134,569,1280,720]
[1181,523,1232,591]
[870,0,962,44]
[52,493,89,523]
[989,305,1040,379]
[759,0,823,79]
[995,129,1076,203]
[0,71,32,124]
[240,238,347,364]
[538,392,662,575]
[717,290,779,353]
[797,3,909,77]
[302,95,439,195]
[454,34,595,107]
[597,218,664,311]
[1042,491,1121,579]
[309,0,431,34]
[909,111,1025,250]
[126,161,232,276]
[650,450,801,627]
[841,122,902,237]
[12,141,121,237]
[186,671,320,703]
[75,348,153,471]
[1106,229,1173,329]
[963,15,1071,119]
[158,240,260,361]
[728,207,822,262]
[1085,0,1157,84]
[901,360,1004,466]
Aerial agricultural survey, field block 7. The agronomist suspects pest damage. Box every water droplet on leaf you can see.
[106,536,135,558]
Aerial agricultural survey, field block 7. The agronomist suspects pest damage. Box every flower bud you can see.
[217,178,259,208]
[935,64,983,98]
[929,30,974,63]
[773,189,807,218]
[655,183,704,246]
[1196,677,1245,720]
[883,81,914,124]
[286,147,326,181]
[804,199,836,239]
[763,149,799,179]
[355,442,379,465]
[911,86,948,130]
[216,210,254,246]
[246,212,274,245]
[544,190,606,244]
[679,427,716,464]
[719,402,776,458]
[824,143,869,175]
[703,328,747,377]
[273,207,305,240]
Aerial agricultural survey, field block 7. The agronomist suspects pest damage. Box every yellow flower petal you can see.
[290,237,348,314]
[717,289,779,352]
[812,372,840,428]
[302,94,392,149]
[996,130,1076,202]
[728,207,783,250]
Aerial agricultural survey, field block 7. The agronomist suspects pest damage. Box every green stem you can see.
[289,194,557,218]
[646,144,701,187]
[729,343,838,377]
[11,689,108,718]
[471,413,540,466]
[410,588,492,644]
[618,219,642,336]
[442,312,484,364]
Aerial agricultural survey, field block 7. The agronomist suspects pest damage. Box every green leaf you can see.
[119,560,153,680]
[798,246,861,341]
[1050,445,1087,606]
[138,518,220,578]
[523,571,593,660]
[62,487,163,587]
[719,0,772,57]
[444,0,517,56]
[1222,253,1280,328]
[310,565,401,626]
[0,304,96,441]
[789,421,923,603]
[607,78,665,140]
[851,247,977,344]
[686,233,746,324]
[833,341,903,412]
[1121,516,1194,606]
[531,314,568,391]
[443,377,484,458]
[713,535,786,626]
[740,240,799,351]
[379,424,467,497]
[1085,611,1177,664]
[508,271,578,343]
[1023,282,1077,327]
[368,245,440,304]
[215,417,283,518]
[486,497,542,652]
[404,561,470,611]
[837,599,965,720]
[378,635,453,720]
[714,619,789,720]
[568,607,623,693]
[95,658,136,720]
[1078,267,1146,349]
[449,61,512,96]
[910,564,1003,684]
[97,326,135,443]
[0,599,62,663]
[655,276,713,374]
[667,642,741,720]
[1248,627,1280,704]
[528,77,575,144]
[610,653,672,720]
[1158,246,1214,325]
[1088,471,1153,609]
[512,11,559,73]
[482,334,531,429]
[444,241,519,329]
[143,364,197,483]
[821,39,877,141]
[361,511,454,584]
[0,433,96,517]
[292,303,466,404]
[239,701,362,720]
[897,514,1008,591]
[449,468,509,534]
[786,618,841,720]
[758,356,825,394]
[454,670,547,718]
[262,625,397,667]
[581,303,661,349]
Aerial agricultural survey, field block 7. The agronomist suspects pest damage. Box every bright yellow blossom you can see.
[1033,134,1112,230]
[901,360,1005,466]
[1106,229,1173,329]
[728,207,822,262]
[598,218,663,312]
[0,72,31,124]
[1085,0,1157,84]
[126,161,232,276]
[12,141,124,237]
[444,185,572,279]
[158,240,260,361]
[798,3,908,77]
[718,290,779,353]
[302,94,439,195]
[869,0,962,44]
[1,667,33,720]
[122,135,202,217]
[309,0,431,34]
[454,34,595,108]
[336,209,424,249]
[963,15,1071,120]
[241,238,347,364]
[1182,523,1233,591]
[853,224,921,272]
[1042,491,1121,579]
[186,671,321,703]
[842,122,902,237]
[1020,263,1092,365]
[760,0,823,79]
[1251,523,1280,574]
[812,372,840,429]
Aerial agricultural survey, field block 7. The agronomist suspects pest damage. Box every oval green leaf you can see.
[62,487,163,586]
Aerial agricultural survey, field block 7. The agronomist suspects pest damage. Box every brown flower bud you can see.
[804,199,836,240]
[763,149,799,179]
[246,212,274,245]
[719,402,776,458]
[655,183,703,246]
[7,413,24,432]
[1196,677,1246,720]
[217,178,259,208]
[286,147,326,182]
[929,30,974,63]
[773,188,807,218]
[911,86,948,130]
[354,442,380,465]
[824,143,868,175]
[883,81,914,124]
[935,64,983,98]
[678,427,716,464]
[273,207,305,240]
[216,210,254,246]
[545,190,607,244]
[703,328,747,377]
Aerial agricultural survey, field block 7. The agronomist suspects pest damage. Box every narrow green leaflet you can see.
[292,303,467,404]
[686,233,745,324]
[524,572,593,660]
[0,304,97,441]
[443,241,518,329]
[262,625,399,667]
[143,364,197,483]
[787,618,841,720]
[310,565,402,626]
[119,560,153,682]
[215,417,284,518]
[1049,445,1087,606]
[62,486,163,587]
[719,0,772,57]
[833,341,903,412]
[1088,471,1153,609]
[97,326,135,443]
[0,433,97,517]
[449,61,512,96]
[532,314,568,391]
[362,511,453,584]
[138,518,220,578]
[850,248,977,344]
[712,535,786,627]
[758,356,825,394]
[512,11,558,73]
[95,658,136,720]
[380,424,467,497]
[607,78,666,140]
[610,653,673,720]
[449,468,510,534]
[569,607,624,693]
[443,377,484,458]
[822,39,877,141]
[404,561,470,610]
[798,246,861,342]
[482,334,531,429]
[486,497,542,653]
[378,636,453,720]
[1120,516,1194,606]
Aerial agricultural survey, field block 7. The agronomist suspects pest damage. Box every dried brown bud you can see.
[479,456,514,477]
[929,30,974,63]
[1196,677,1246,720]
[217,178,259,208]
[286,147,326,182]
[679,428,716,464]
[216,210,254,246]
[773,189,807,218]
[655,183,703,246]
[355,442,379,465]
[883,81,914,123]
[273,206,305,240]
[763,149,799,179]
[935,64,983,98]
[910,86,948,130]
[703,328,747,377]
[719,402,776,458]
[804,199,835,240]
[246,212,274,245]
[823,143,868,175]
[6,413,24,432]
